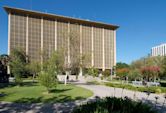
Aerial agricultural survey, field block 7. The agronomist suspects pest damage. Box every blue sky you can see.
[0,0,166,64]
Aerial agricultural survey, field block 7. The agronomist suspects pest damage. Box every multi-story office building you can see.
[4,6,119,74]
[151,43,166,56]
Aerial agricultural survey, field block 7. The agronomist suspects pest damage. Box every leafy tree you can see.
[116,62,129,70]
[87,67,99,77]
[141,66,160,81]
[27,61,41,82]
[128,69,141,81]
[10,48,27,85]
[116,68,129,80]
[38,51,58,93]
[160,56,166,79]
[38,71,57,93]
[102,70,111,77]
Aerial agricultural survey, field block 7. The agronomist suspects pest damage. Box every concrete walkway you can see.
[77,84,166,112]
[0,82,166,113]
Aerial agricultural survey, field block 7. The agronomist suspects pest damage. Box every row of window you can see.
[10,14,115,68]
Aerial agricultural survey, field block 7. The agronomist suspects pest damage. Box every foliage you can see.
[102,70,111,77]
[38,71,57,93]
[72,97,157,113]
[128,69,142,81]
[160,81,166,87]
[38,51,58,92]
[10,49,28,85]
[105,82,166,93]
[87,67,99,77]
[26,61,41,82]
[116,68,129,79]
[155,88,161,94]
[129,56,166,81]
[160,56,166,79]
[57,32,90,75]
[116,62,130,69]
[141,66,160,81]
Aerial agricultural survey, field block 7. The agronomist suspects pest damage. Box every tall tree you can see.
[27,61,41,82]
[38,51,58,93]
[161,56,166,79]
[10,48,27,85]
[116,62,129,70]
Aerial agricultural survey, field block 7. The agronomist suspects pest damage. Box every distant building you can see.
[4,6,119,74]
[151,43,166,56]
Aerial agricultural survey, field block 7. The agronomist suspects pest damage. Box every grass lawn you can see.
[0,81,93,103]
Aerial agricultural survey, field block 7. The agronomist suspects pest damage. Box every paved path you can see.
[0,82,166,113]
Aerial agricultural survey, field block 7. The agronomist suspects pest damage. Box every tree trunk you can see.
[32,73,35,83]
[64,71,68,85]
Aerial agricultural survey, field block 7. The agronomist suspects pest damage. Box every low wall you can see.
[57,75,77,82]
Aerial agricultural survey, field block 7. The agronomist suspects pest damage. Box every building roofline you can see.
[3,6,119,30]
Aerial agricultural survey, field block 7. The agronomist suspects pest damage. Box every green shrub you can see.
[155,88,162,94]
[160,81,166,87]
[38,71,57,93]
[72,97,157,113]
[87,67,99,77]
[105,82,166,93]
[102,70,110,77]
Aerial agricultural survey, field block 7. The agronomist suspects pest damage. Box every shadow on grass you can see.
[50,88,72,93]
[0,96,84,113]
[0,81,38,89]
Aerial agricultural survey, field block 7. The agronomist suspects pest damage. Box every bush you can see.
[155,88,162,94]
[105,82,166,93]
[102,70,110,77]
[87,67,99,77]
[38,71,57,93]
[72,97,157,113]
[160,81,166,87]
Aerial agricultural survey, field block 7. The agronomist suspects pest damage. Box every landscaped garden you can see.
[72,97,157,113]
[0,47,94,104]
[105,82,166,93]
[0,81,93,103]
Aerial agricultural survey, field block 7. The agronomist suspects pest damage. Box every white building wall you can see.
[151,43,166,56]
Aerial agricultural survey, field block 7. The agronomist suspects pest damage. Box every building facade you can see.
[4,6,119,73]
[151,43,166,56]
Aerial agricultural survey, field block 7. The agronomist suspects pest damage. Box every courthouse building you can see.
[151,43,166,57]
[4,6,119,74]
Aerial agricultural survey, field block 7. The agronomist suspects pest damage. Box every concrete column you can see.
[113,30,116,66]
[79,24,83,76]
[55,20,57,51]
[26,15,29,55]
[68,22,70,64]
[8,13,11,55]
[155,47,157,56]
[91,26,94,67]
[162,45,164,56]
[7,13,11,74]
[102,28,105,71]
[41,17,43,63]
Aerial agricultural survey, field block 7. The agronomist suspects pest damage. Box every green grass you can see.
[0,81,93,103]
[105,82,166,93]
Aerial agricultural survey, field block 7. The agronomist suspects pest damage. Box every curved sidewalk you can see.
[0,82,166,113]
